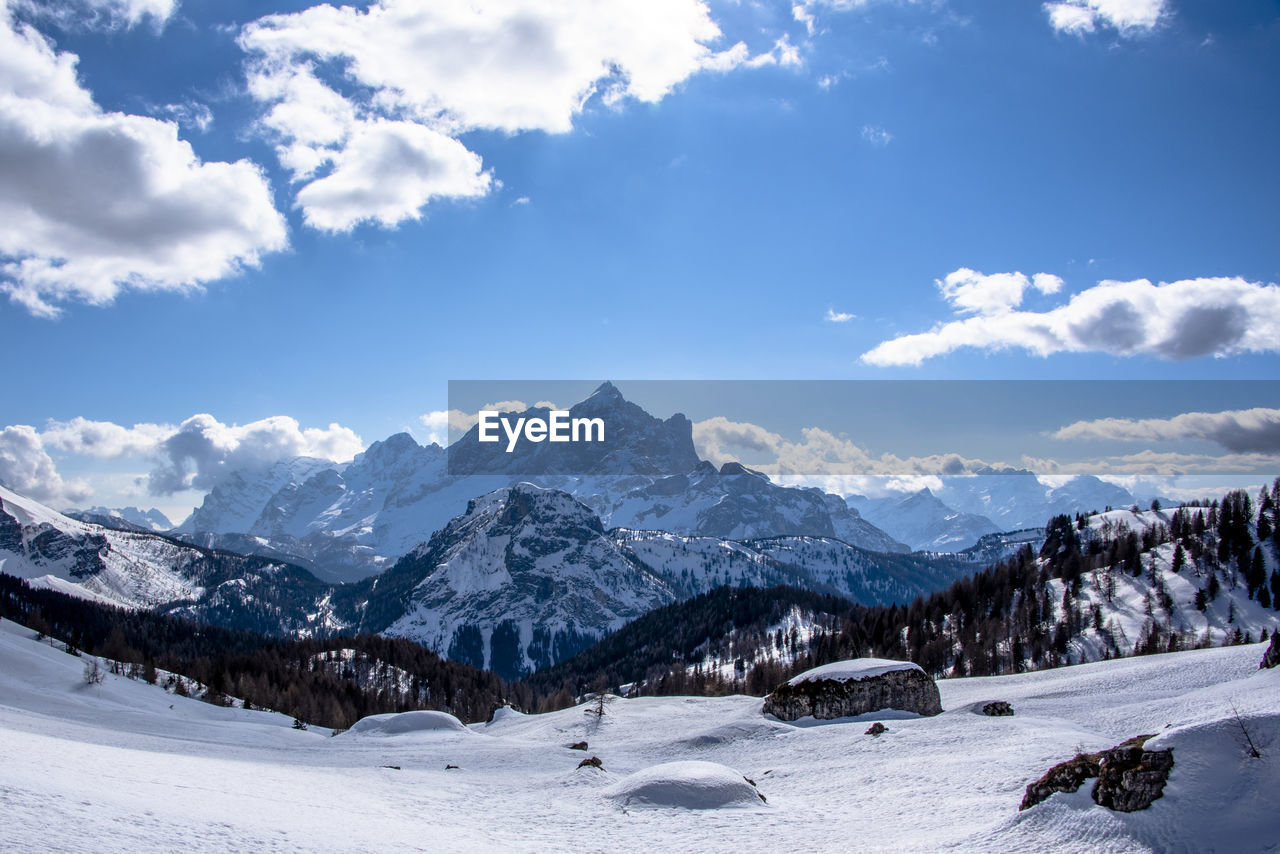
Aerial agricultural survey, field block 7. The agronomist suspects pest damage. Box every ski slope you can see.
[1,617,1276,852]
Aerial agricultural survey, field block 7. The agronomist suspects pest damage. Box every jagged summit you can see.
[447,383,700,477]
[585,379,623,402]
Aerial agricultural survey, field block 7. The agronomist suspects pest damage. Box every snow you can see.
[1,484,93,535]
[788,657,925,685]
[344,710,471,737]
[603,760,766,810]
[1,615,1277,852]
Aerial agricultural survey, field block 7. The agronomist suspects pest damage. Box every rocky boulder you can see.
[763,658,942,721]
[1021,734,1174,813]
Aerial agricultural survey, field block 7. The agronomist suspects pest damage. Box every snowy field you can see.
[1,618,1276,853]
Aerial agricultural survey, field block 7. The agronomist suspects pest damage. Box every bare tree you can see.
[83,658,105,686]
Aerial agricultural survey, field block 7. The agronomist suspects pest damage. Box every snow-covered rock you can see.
[764,657,943,721]
[1021,734,1174,813]
[603,761,767,810]
[344,710,470,737]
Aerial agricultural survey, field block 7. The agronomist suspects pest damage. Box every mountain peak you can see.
[589,380,621,400]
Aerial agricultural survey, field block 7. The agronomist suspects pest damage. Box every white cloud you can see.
[1052,408,1280,454]
[861,124,892,147]
[80,0,175,27]
[936,268,1062,317]
[21,0,176,31]
[825,308,855,322]
[862,274,1280,366]
[294,120,491,232]
[239,0,759,230]
[0,424,91,504]
[41,417,172,457]
[692,416,985,477]
[147,414,363,494]
[1,413,364,503]
[1021,449,1280,476]
[418,400,553,445]
[0,1,288,316]
[1043,0,1165,36]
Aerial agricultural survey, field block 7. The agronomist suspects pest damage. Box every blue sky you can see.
[1,0,1278,518]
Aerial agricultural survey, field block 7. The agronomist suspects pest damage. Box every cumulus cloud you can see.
[239,0,760,230]
[1052,408,1280,454]
[825,308,855,322]
[293,120,490,232]
[41,417,172,457]
[937,268,1062,316]
[0,413,363,504]
[146,414,363,494]
[419,399,559,445]
[1043,0,1165,36]
[0,1,288,316]
[862,274,1280,366]
[692,416,986,477]
[0,424,91,504]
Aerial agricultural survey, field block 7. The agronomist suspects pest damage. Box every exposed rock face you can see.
[1262,633,1280,669]
[982,701,1014,717]
[1020,735,1174,813]
[763,659,942,721]
[1020,751,1100,811]
[1092,739,1176,812]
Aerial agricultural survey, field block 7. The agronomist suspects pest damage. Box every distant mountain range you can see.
[848,473,1154,552]
[119,383,1161,579]
[65,505,173,533]
[2,481,975,679]
[160,383,908,581]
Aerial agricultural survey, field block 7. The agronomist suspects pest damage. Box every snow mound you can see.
[488,704,524,725]
[675,720,785,749]
[604,761,766,810]
[345,710,470,736]
[787,657,923,686]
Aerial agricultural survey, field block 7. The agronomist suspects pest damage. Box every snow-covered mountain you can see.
[361,484,675,678]
[178,456,336,537]
[847,488,1000,552]
[172,384,908,580]
[593,461,907,552]
[846,472,1158,553]
[66,505,173,533]
[935,470,1141,532]
[0,485,335,635]
[353,484,964,678]
[447,381,702,476]
[0,481,954,678]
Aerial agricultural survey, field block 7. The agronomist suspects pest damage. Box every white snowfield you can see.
[1,617,1277,853]
[787,657,925,686]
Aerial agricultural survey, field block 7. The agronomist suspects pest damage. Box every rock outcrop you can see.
[763,658,942,721]
[982,701,1014,717]
[1262,633,1280,669]
[1021,735,1174,813]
